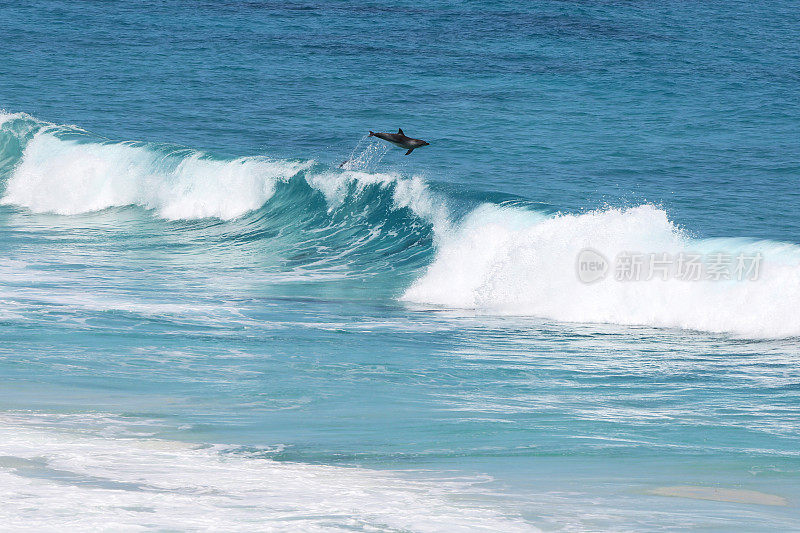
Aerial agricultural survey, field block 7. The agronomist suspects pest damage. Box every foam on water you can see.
[0,413,532,532]
[403,204,800,339]
[1,131,313,220]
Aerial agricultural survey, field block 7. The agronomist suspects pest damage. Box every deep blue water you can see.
[1,1,799,530]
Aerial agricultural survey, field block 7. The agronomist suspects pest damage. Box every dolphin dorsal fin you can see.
[398,128,404,136]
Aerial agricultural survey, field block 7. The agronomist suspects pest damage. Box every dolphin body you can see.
[368,129,429,155]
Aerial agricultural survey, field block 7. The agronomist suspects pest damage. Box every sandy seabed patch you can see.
[648,486,787,506]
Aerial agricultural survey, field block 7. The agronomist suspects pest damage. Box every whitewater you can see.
[2,111,798,339]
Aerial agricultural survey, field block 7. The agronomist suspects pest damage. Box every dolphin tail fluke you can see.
[405,148,414,155]
[368,131,375,137]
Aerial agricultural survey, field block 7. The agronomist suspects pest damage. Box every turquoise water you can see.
[1,1,799,530]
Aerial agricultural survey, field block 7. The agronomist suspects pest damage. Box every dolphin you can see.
[368,129,429,155]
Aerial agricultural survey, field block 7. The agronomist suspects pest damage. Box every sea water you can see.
[0,1,799,530]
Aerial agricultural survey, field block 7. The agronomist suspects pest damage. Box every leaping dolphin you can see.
[369,129,429,155]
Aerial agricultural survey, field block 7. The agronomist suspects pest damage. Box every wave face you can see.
[0,112,444,277]
[2,112,800,338]
[0,113,445,224]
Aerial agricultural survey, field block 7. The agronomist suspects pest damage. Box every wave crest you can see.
[1,131,312,220]
[403,204,800,338]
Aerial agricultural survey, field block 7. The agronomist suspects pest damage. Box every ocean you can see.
[1,1,799,530]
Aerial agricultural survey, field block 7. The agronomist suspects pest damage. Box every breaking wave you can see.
[2,111,799,338]
[402,204,800,338]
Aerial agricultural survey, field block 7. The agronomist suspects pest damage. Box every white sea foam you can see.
[1,132,312,220]
[0,110,33,126]
[0,413,533,532]
[403,204,800,338]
